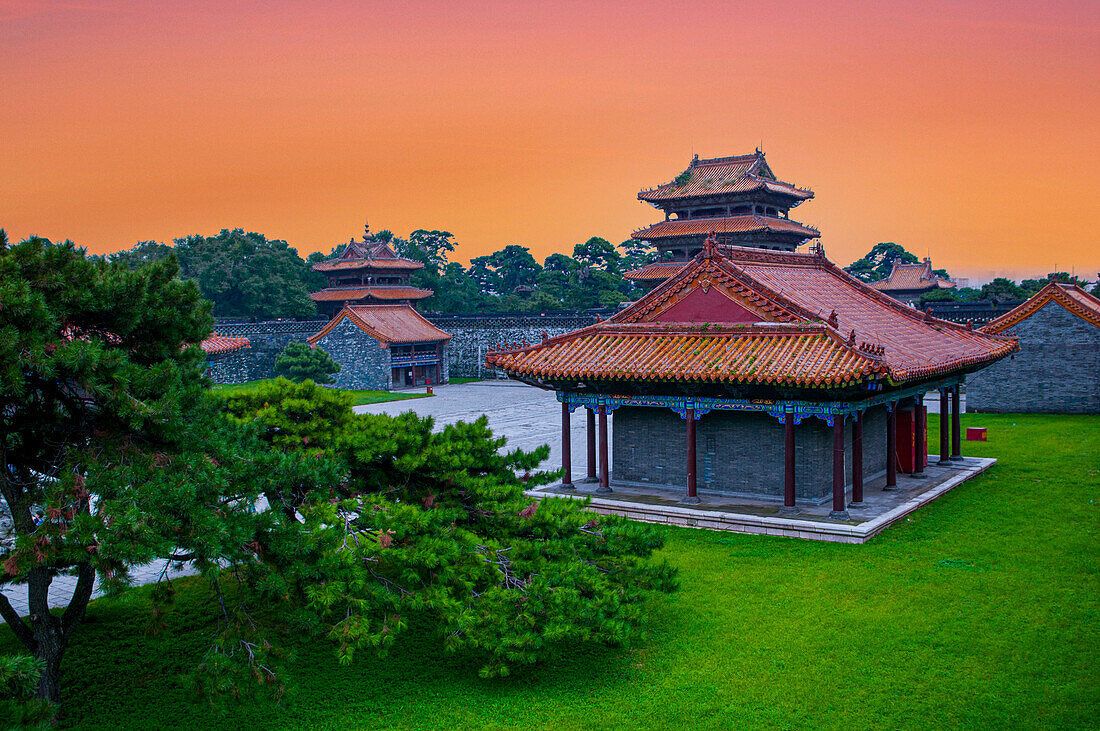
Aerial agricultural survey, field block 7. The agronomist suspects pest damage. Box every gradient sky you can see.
[2,0,1098,282]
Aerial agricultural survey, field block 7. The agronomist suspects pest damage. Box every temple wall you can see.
[205,312,611,385]
[311,318,392,391]
[429,312,606,378]
[204,350,256,385]
[611,405,887,503]
[210,319,329,384]
[967,303,1100,414]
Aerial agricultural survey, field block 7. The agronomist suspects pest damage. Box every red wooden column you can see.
[913,397,927,477]
[950,387,963,461]
[561,402,573,488]
[597,405,611,493]
[850,414,864,507]
[884,405,898,491]
[683,408,700,504]
[586,407,597,482]
[830,415,849,519]
[938,388,951,465]
[781,414,797,514]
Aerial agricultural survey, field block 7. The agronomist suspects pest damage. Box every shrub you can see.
[274,342,340,384]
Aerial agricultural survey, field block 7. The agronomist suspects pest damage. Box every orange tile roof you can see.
[313,258,423,272]
[632,215,819,241]
[310,286,432,302]
[638,152,814,204]
[489,240,1016,388]
[870,260,954,291]
[312,240,424,272]
[308,304,452,346]
[623,262,689,281]
[200,333,250,355]
[982,282,1100,334]
[487,323,884,387]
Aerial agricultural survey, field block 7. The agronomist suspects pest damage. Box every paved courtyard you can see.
[357,380,604,474]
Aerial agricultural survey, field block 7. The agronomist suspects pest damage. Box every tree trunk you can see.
[32,622,64,705]
[19,561,96,707]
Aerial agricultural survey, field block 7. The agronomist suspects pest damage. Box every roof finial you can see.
[703,231,719,259]
[848,329,856,346]
[827,310,839,329]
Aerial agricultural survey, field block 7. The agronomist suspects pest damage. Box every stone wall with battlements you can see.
[429,312,608,379]
[205,312,610,385]
[207,319,329,385]
[967,302,1100,414]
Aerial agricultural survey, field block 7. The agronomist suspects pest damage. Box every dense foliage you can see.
[1,236,676,713]
[273,343,340,384]
[219,379,678,679]
[110,229,322,319]
[844,242,919,282]
[0,654,52,727]
[0,233,337,707]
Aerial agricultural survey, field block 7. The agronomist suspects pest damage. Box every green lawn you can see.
[212,379,430,406]
[8,414,1098,729]
[448,377,483,385]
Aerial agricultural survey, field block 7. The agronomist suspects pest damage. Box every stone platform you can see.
[528,457,995,543]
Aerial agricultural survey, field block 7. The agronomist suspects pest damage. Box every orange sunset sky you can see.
[2,0,1098,283]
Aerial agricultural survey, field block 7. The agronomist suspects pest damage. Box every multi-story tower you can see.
[311,234,432,317]
[626,151,819,287]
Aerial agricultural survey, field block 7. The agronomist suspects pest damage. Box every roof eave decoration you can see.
[982,282,1100,334]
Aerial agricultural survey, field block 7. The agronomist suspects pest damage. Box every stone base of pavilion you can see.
[529,456,995,544]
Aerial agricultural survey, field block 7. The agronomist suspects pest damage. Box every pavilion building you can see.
[625,151,819,289]
[488,235,1015,518]
[967,281,1100,413]
[311,235,432,317]
[308,231,451,389]
[871,257,956,305]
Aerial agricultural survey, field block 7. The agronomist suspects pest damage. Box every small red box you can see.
[966,427,987,442]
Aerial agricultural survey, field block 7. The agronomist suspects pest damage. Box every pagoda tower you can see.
[626,151,819,287]
[311,229,432,317]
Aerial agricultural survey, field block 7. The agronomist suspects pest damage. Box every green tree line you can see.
[108,229,1099,320]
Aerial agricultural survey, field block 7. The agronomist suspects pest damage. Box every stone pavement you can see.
[1,558,198,617]
[531,457,996,543]
[356,380,605,474]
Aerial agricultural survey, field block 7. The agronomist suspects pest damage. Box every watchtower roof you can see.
[638,151,813,205]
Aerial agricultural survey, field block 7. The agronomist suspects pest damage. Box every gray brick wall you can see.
[967,302,1100,414]
[205,313,608,383]
[611,405,888,503]
[428,313,603,378]
[312,318,392,391]
[208,319,329,384]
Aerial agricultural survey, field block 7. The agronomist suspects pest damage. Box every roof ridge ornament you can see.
[702,231,719,259]
[827,310,839,329]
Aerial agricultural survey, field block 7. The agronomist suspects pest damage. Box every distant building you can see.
[308,305,452,390]
[309,230,451,389]
[968,282,1100,413]
[625,151,818,289]
[310,235,432,317]
[200,332,251,384]
[871,257,955,304]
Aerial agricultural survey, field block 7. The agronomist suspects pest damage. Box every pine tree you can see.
[273,342,340,384]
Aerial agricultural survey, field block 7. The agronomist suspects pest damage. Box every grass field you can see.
[7,414,1098,729]
[212,379,430,406]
